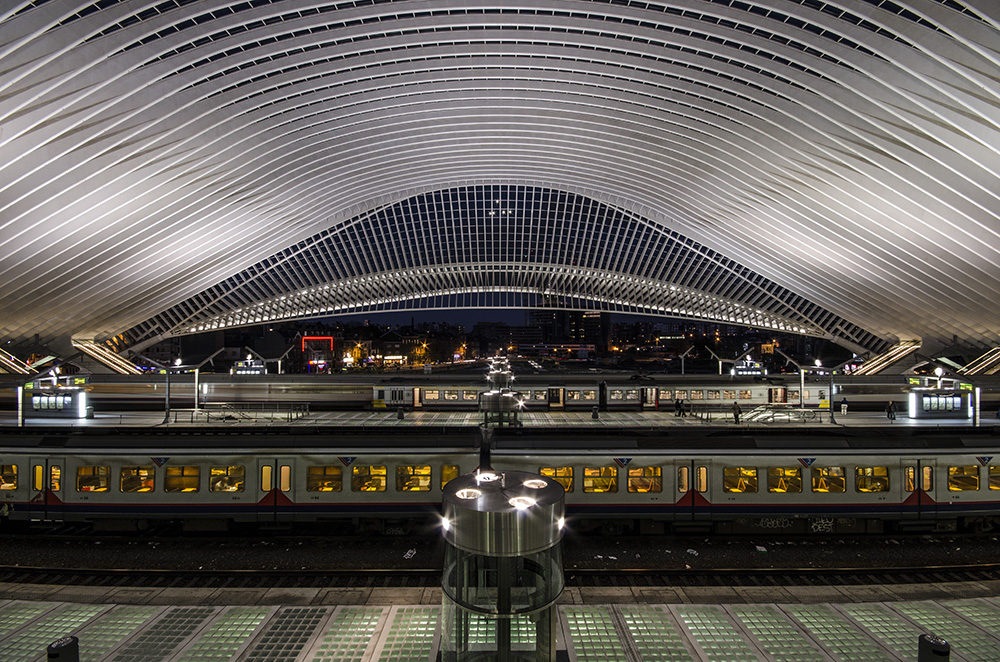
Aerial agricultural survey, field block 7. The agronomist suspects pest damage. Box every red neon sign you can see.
[302,336,335,352]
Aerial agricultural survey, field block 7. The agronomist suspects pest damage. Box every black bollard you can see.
[918,634,950,661]
[592,406,599,420]
[397,407,404,420]
[47,636,79,662]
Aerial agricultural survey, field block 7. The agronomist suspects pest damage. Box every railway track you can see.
[1,563,998,590]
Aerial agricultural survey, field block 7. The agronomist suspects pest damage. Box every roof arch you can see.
[1,0,999,359]
[124,184,887,353]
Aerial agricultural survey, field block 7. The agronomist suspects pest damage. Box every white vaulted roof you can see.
[2,0,1000,357]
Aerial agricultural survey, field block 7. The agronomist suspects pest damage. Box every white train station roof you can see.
[2,0,1000,359]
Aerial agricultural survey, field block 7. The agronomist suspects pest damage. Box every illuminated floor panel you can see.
[0,598,998,661]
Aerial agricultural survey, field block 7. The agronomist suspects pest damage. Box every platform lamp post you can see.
[162,358,182,425]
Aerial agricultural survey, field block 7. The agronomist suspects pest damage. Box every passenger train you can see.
[2,428,999,535]
[10,370,987,419]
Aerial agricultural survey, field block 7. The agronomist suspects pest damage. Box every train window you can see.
[696,466,707,493]
[533,391,546,401]
[567,391,580,401]
[626,389,638,400]
[990,466,1000,490]
[397,465,431,492]
[723,390,737,400]
[261,465,272,492]
[707,390,720,400]
[903,466,933,492]
[812,467,846,493]
[353,465,386,492]
[856,466,889,492]
[661,390,674,400]
[581,390,596,400]
[583,467,617,493]
[628,467,661,493]
[121,467,155,493]
[33,465,43,491]
[674,390,687,400]
[788,390,799,400]
[948,466,979,491]
[768,467,801,493]
[377,389,385,401]
[77,466,109,492]
[444,390,459,400]
[0,465,16,490]
[738,390,752,400]
[677,466,688,492]
[441,465,460,490]
[540,467,573,492]
[724,467,757,493]
[690,390,704,400]
[610,390,624,400]
[50,466,61,491]
[279,465,291,492]
[463,390,478,401]
[424,390,440,401]
[164,466,200,493]
[307,466,343,492]
[210,466,244,492]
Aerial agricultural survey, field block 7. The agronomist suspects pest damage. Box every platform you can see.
[1,581,999,661]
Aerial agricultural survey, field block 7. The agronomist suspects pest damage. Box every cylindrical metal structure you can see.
[441,470,565,662]
[918,634,950,661]
[47,636,79,661]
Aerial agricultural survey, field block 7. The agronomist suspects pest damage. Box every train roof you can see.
[0,425,997,454]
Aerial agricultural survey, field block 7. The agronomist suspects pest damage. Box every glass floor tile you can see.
[108,606,217,662]
[620,605,694,662]
[893,601,1000,662]
[376,606,439,662]
[77,606,161,662]
[675,605,759,661]
[0,603,104,662]
[562,606,630,662]
[242,606,330,662]
[787,604,894,662]
[0,602,54,639]
[840,602,926,660]
[176,606,271,662]
[309,606,385,661]
[730,605,826,662]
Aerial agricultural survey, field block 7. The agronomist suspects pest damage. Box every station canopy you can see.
[2,0,1000,363]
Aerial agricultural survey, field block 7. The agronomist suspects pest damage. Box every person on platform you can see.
[732,401,742,424]
[840,398,848,416]
[885,401,897,421]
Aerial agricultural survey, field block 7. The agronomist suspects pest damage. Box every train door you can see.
[642,387,658,411]
[28,456,64,520]
[769,388,787,404]
[257,458,295,522]
[901,458,937,521]
[548,388,564,410]
[413,387,423,409]
[675,460,709,522]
